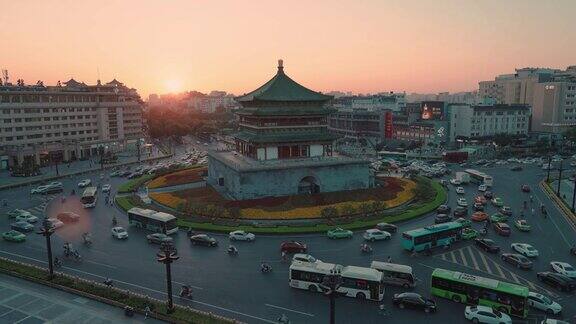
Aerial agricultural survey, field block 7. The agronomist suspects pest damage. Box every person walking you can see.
[144,305,151,320]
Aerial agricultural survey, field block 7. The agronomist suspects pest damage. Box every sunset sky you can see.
[1,0,575,98]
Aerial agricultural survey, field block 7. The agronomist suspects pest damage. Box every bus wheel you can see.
[356,292,366,300]
[308,285,317,293]
[451,295,461,303]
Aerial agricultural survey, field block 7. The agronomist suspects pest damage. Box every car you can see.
[478,184,487,192]
[327,228,353,239]
[110,170,122,177]
[45,218,64,229]
[229,230,256,241]
[6,209,32,219]
[280,241,307,253]
[78,179,91,187]
[146,233,173,244]
[462,227,478,240]
[510,166,523,171]
[111,226,128,239]
[527,292,562,315]
[102,184,112,193]
[483,191,494,199]
[30,185,50,194]
[454,217,472,228]
[490,213,508,223]
[127,172,142,179]
[376,222,397,233]
[453,206,468,217]
[363,229,391,241]
[511,243,539,257]
[450,179,462,185]
[501,253,533,269]
[471,212,488,222]
[456,186,465,194]
[493,223,511,236]
[436,205,451,214]
[550,261,576,278]
[10,221,34,232]
[473,203,484,211]
[521,184,531,193]
[537,272,576,292]
[491,197,504,207]
[464,305,511,324]
[392,292,437,313]
[190,234,218,247]
[56,212,80,223]
[292,253,320,264]
[457,198,468,207]
[514,219,531,232]
[434,214,451,224]
[499,206,513,216]
[474,196,487,205]
[15,213,38,223]
[2,230,26,242]
[475,238,500,253]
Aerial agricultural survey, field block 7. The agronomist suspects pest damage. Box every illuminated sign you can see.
[421,101,444,121]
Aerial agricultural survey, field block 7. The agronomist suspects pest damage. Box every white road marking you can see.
[85,260,117,269]
[449,251,457,263]
[172,280,203,290]
[458,249,468,267]
[466,246,479,269]
[265,304,315,317]
[477,251,493,274]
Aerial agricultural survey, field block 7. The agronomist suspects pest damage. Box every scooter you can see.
[261,265,273,273]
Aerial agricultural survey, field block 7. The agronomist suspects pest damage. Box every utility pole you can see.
[319,268,344,324]
[157,243,179,314]
[572,175,576,212]
[546,155,552,182]
[557,161,563,197]
[136,139,141,162]
[37,217,55,279]
[99,146,104,170]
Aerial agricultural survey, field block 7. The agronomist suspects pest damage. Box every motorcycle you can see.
[179,286,193,299]
[360,245,373,254]
[261,264,273,273]
[227,246,238,256]
[61,196,66,203]
[54,258,62,268]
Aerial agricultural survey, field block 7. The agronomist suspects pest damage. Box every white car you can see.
[111,226,129,239]
[478,184,487,192]
[102,184,112,193]
[511,243,539,257]
[229,230,255,241]
[48,181,63,189]
[527,292,562,315]
[31,185,49,194]
[16,214,39,223]
[78,179,91,188]
[46,218,64,229]
[540,320,570,324]
[550,261,576,278]
[464,305,511,324]
[457,198,468,207]
[292,253,320,264]
[363,229,391,241]
[450,179,462,185]
[456,187,465,194]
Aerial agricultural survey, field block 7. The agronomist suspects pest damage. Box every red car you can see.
[280,241,307,253]
[56,212,80,223]
[493,222,511,237]
[471,211,488,222]
[521,185,531,193]
[474,196,487,205]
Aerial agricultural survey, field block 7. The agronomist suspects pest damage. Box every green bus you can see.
[401,222,462,252]
[431,268,529,318]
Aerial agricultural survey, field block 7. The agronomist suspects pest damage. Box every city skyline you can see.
[1,0,575,97]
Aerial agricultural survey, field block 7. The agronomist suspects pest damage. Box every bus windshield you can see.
[81,187,97,208]
[401,222,462,252]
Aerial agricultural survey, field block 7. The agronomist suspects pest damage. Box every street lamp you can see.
[319,268,345,324]
[557,161,564,197]
[156,242,179,314]
[36,217,55,279]
[571,175,576,213]
[546,155,552,182]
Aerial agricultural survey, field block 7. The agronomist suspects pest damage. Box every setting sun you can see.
[164,79,182,93]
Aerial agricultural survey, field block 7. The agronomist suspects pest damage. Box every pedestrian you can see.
[387,256,392,263]
[531,208,535,216]
[144,304,151,320]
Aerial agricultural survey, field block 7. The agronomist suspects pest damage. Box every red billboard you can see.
[384,111,393,139]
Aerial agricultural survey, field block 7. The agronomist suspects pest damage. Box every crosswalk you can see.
[26,194,58,216]
[434,245,559,298]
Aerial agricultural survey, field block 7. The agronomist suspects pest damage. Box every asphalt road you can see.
[1,157,576,324]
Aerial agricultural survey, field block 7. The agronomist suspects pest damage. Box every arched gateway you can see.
[298,176,320,194]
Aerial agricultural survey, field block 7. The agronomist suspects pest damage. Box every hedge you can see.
[0,257,236,324]
[117,174,156,193]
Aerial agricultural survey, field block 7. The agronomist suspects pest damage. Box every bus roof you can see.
[371,261,413,274]
[341,266,383,282]
[128,207,176,222]
[82,186,97,196]
[289,261,342,274]
[432,268,528,297]
[464,169,491,178]
[403,222,462,237]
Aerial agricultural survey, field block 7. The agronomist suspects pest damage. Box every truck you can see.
[455,171,471,184]
[442,151,468,164]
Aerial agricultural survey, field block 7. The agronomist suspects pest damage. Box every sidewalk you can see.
[0,273,165,324]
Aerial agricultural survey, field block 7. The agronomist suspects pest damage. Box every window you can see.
[3,119,11,123]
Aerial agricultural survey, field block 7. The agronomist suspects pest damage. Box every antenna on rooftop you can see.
[2,69,8,85]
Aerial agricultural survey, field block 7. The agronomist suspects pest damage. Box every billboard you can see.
[384,111,393,139]
[421,101,444,121]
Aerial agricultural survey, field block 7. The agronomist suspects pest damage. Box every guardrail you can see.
[540,180,576,228]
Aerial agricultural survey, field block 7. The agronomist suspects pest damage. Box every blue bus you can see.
[401,222,463,252]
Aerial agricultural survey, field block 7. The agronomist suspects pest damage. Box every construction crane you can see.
[1,69,8,85]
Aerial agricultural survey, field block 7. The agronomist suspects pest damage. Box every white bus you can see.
[289,261,384,301]
[464,169,493,187]
[127,207,179,235]
[81,186,98,208]
[370,261,417,288]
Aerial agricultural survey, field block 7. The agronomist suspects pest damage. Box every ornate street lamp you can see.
[557,161,564,197]
[156,242,179,314]
[36,217,55,279]
[319,268,345,324]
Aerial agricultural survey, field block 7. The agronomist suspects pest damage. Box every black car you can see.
[436,205,451,214]
[392,292,437,313]
[537,272,576,292]
[510,166,523,171]
[475,238,500,253]
[473,203,484,211]
[10,221,34,232]
[501,253,533,269]
[376,222,398,233]
[453,206,468,217]
[146,233,173,245]
[483,191,494,199]
[189,234,218,247]
[434,214,451,224]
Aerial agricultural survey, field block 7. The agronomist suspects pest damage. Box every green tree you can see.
[321,206,339,218]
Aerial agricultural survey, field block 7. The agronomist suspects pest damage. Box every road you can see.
[0,154,575,323]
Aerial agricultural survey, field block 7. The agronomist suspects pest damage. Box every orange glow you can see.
[164,79,182,94]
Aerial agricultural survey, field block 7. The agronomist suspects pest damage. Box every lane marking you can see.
[477,251,493,275]
[264,304,315,317]
[466,246,479,270]
[492,262,507,280]
[458,249,468,267]
[508,271,522,285]
[85,260,117,269]
[449,251,457,263]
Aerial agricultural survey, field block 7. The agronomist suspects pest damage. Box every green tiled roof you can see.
[235,62,333,102]
[236,106,334,116]
[235,131,339,144]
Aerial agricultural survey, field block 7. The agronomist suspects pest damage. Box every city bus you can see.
[401,222,463,252]
[127,207,179,234]
[80,186,98,208]
[464,169,494,187]
[431,268,529,318]
[289,261,385,301]
[370,261,416,288]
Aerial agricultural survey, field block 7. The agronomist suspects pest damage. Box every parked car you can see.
[15,213,38,223]
[491,197,504,207]
[475,238,500,253]
[292,253,320,264]
[7,209,32,219]
[550,261,576,278]
[450,179,462,185]
[462,228,478,240]
[474,196,487,205]
[483,191,494,199]
[363,229,391,241]
[537,272,576,292]
[10,221,34,232]
[493,223,511,236]
[511,243,539,257]
[392,292,437,313]
[527,292,562,315]
[464,305,512,324]
[500,206,513,216]
[229,230,256,241]
[473,203,484,211]
[2,230,26,242]
[521,184,531,193]
[78,179,91,188]
[454,217,471,228]
[490,213,508,223]
[457,198,468,207]
[456,187,465,194]
[30,185,50,194]
[453,206,468,217]
[471,212,488,222]
[280,241,307,253]
[190,234,218,247]
[376,223,397,233]
[146,233,173,244]
[501,253,533,269]
[102,184,112,193]
[436,205,451,214]
[46,218,64,229]
[514,219,531,232]
[56,212,80,223]
[327,228,353,239]
[478,184,487,192]
[111,226,129,239]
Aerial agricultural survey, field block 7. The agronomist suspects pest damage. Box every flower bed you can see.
[147,166,206,189]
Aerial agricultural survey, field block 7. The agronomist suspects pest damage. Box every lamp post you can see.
[557,161,563,197]
[319,268,344,324]
[157,242,179,314]
[571,175,576,212]
[136,139,141,162]
[37,217,55,279]
[546,156,552,182]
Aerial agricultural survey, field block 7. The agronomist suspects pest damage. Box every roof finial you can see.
[278,59,284,73]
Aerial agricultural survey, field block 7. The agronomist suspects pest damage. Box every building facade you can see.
[0,79,143,169]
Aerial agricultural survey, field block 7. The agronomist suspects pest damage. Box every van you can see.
[370,261,416,288]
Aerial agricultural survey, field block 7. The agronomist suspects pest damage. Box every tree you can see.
[358,203,372,217]
[565,127,576,142]
[321,207,339,218]
[370,200,385,212]
[339,204,356,216]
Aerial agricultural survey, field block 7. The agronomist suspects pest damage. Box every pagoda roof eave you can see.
[235,131,340,144]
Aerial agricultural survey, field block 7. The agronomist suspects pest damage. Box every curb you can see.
[540,180,576,229]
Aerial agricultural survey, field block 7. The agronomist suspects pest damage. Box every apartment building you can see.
[0,78,143,169]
